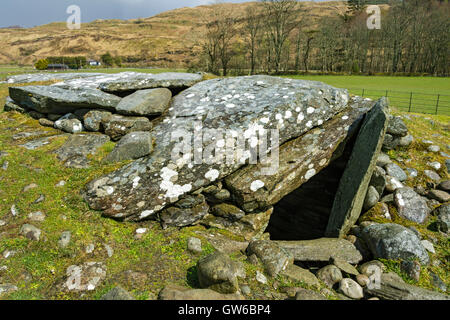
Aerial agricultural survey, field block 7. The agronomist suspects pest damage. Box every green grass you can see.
[285,75,450,116]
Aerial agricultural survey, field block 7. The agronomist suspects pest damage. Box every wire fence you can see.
[348,88,450,116]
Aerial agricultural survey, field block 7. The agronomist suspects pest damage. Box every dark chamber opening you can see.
[266,133,358,241]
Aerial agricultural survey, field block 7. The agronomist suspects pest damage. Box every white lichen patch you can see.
[307,107,315,114]
[305,169,316,180]
[140,210,154,219]
[396,193,405,207]
[250,180,265,192]
[132,176,141,189]
[205,169,220,181]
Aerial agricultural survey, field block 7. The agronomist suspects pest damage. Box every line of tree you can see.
[194,0,449,76]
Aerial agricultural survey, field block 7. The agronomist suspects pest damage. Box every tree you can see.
[244,5,263,75]
[35,59,49,70]
[101,52,114,67]
[261,0,298,73]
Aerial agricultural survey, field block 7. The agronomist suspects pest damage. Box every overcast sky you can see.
[0,0,246,28]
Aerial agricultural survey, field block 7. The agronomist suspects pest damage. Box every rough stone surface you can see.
[387,116,408,137]
[339,278,364,299]
[55,117,84,134]
[438,180,450,192]
[105,131,153,163]
[427,189,450,203]
[9,86,121,114]
[159,284,243,300]
[159,194,209,227]
[385,163,407,182]
[436,205,450,233]
[363,186,380,211]
[294,288,326,300]
[83,110,112,132]
[369,166,386,195]
[63,262,106,292]
[281,264,320,287]
[100,287,135,300]
[84,76,355,221]
[394,187,430,224]
[58,231,71,248]
[361,223,429,265]
[316,265,343,288]
[197,251,245,294]
[400,260,421,281]
[274,238,362,264]
[116,88,172,116]
[330,257,359,276]
[187,237,202,254]
[326,98,389,238]
[20,224,41,241]
[246,240,293,277]
[424,170,441,182]
[103,114,152,141]
[54,134,110,168]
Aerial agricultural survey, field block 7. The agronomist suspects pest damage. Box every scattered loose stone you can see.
[427,145,440,153]
[370,166,386,195]
[158,284,243,300]
[104,131,153,163]
[23,183,38,192]
[420,240,435,254]
[0,220,6,227]
[406,168,418,179]
[64,262,107,291]
[385,176,404,193]
[104,244,114,257]
[240,285,251,295]
[100,286,135,300]
[85,243,95,254]
[316,265,343,288]
[398,135,413,147]
[38,118,54,127]
[295,288,326,300]
[429,272,447,292]
[361,223,429,265]
[197,251,245,294]
[0,284,18,295]
[1,161,8,171]
[428,162,441,171]
[358,261,385,276]
[83,110,112,132]
[424,170,441,182]
[103,114,152,141]
[436,205,449,233]
[32,194,45,204]
[55,117,84,134]
[20,224,41,241]
[55,180,66,187]
[58,231,71,248]
[339,278,364,299]
[363,186,380,211]
[28,211,46,222]
[187,237,202,254]
[376,153,392,167]
[400,260,421,281]
[255,271,267,285]
[10,204,19,217]
[246,240,293,277]
[330,257,359,276]
[437,180,450,192]
[356,274,370,287]
[281,264,320,288]
[427,189,450,203]
[385,163,407,182]
[394,187,430,224]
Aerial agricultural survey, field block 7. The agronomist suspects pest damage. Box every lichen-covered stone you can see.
[104,131,153,163]
[159,194,209,227]
[394,187,430,224]
[116,88,172,116]
[83,110,112,132]
[246,240,293,277]
[103,114,152,141]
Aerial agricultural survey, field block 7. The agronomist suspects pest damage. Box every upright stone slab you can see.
[326,98,389,238]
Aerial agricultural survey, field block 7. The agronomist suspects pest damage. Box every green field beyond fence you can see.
[348,88,450,116]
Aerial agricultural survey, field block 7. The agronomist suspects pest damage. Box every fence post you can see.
[408,92,413,112]
[385,90,388,98]
[362,89,365,97]
[435,94,440,115]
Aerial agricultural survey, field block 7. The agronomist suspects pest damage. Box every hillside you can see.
[0,1,352,67]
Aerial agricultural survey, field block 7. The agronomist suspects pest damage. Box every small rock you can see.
[330,257,359,276]
[427,189,450,203]
[158,284,243,300]
[85,243,95,254]
[281,264,320,288]
[385,176,404,193]
[28,211,46,221]
[10,205,19,217]
[240,285,251,295]
[256,271,267,284]
[363,186,380,211]
[1,161,8,170]
[64,262,106,292]
[427,145,440,153]
[23,183,38,192]
[187,237,202,254]
[406,168,418,179]
[55,180,66,187]
[58,231,71,248]
[400,260,421,281]
[437,180,450,192]
[420,240,435,254]
[376,153,392,167]
[104,131,153,163]
[32,194,45,204]
[428,162,441,171]
[385,163,407,182]
[55,117,84,134]
[295,288,326,300]
[430,272,447,292]
[316,265,343,288]
[0,284,18,295]
[436,205,449,233]
[398,135,413,147]
[356,274,370,287]
[20,224,41,241]
[100,286,135,300]
[0,220,6,227]
[135,228,147,234]
[424,170,441,182]
[39,118,54,127]
[104,244,114,257]
[246,240,293,277]
[387,116,408,137]
[339,278,364,299]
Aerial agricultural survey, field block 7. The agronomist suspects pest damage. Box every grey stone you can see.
[363,186,380,211]
[63,262,106,292]
[356,274,370,287]
[100,286,135,300]
[365,273,449,300]
[428,161,441,171]
[83,76,355,221]
[446,159,450,174]
[295,288,326,300]
[99,72,203,94]
[210,203,245,222]
[38,118,54,127]
[339,278,364,299]
[20,224,41,241]
[160,194,209,227]
[436,204,449,233]
[330,257,359,276]
[406,168,418,179]
[159,284,243,300]
[385,163,407,182]
[430,272,447,292]
[316,265,343,288]
[0,284,18,296]
[361,223,429,265]
[281,264,320,287]
[255,271,267,284]
[28,110,46,120]
[54,134,110,168]
[428,145,440,153]
[9,86,121,114]
[394,187,430,224]
[104,131,153,163]
[369,166,386,195]
[326,98,389,238]
[103,114,152,141]
[424,170,441,182]
[58,231,71,248]
[85,243,95,254]
[83,110,112,132]
[358,260,385,276]
[376,153,392,167]
[197,251,245,294]
[382,134,399,150]
[104,244,114,257]
[54,117,84,134]
[421,240,435,254]
[274,238,362,264]
[246,240,293,277]
[427,189,450,203]
[5,72,105,84]
[116,88,172,116]
[437,180,450,192]
[387,116,408,137]
[4,96,27,113]
[398,135,414,147]
[187,237,202,254]
[400,260,421,281]
[28,211,46,222]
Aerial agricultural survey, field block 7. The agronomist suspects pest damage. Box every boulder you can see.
[104,131,153,163]
[386,116,408,137]
[385,163,407,182]
[9,86,121,114]
[63,262,106,292]
[84,76,354,221]
[159,284,243,300]
[197,251,245,294]
[103,114,152,141]
[281,264,320,287]
[116,88,172,116]
[99,72,203,94]
[361,223,429,265]
[100,287,135,300]
[316,265,343,288]
[246,240,293,277]
[54,134,110,168]
[394,187,430,224]
[274,238,362,264]
[326,98,389,238]
[83,110,112,132]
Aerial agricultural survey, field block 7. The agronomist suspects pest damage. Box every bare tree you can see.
[244,5,263,75]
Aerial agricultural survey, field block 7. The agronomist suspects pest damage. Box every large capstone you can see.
[83,76,351,221]
[9,86,121,114]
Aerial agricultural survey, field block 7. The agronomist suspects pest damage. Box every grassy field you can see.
[286,75,450,116]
